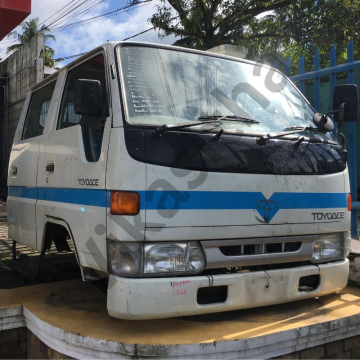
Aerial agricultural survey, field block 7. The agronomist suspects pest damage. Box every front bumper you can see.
[107,259,349,320]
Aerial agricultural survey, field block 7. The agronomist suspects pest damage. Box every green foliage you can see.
[130,0,294,50]
[44,46,56,68]
[131,0,360,74]
[245,0,360,74]
[7,18,57,68]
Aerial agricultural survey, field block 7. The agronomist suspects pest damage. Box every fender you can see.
[43,216,107,281]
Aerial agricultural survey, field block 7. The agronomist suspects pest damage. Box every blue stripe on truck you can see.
[8,186,347,210]
[8,186,38,199]
[144,191,347,210]
[8,186,108,207]
[38,187,108,207]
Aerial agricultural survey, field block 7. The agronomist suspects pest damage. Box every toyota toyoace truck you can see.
[7,42,358,320]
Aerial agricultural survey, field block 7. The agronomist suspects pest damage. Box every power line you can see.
[54,13,180,63]
[0,0,105,60]
[46,0,89,28]
[55,51,88,61]
[47,0,101,29]
[0,0,176,63]
[54,25,156,62]
[0,21,28,59]
[50,0,155,32]
[37,0,80,28]
[122,26,155,41]
[0,37,19,43]
[0,36,22,60]
[0,44,19,60]
[0,0,90,58]
[51,0,104,28]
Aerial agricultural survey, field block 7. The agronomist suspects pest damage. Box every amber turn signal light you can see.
[347,193,352,212]
[110,191,140,215]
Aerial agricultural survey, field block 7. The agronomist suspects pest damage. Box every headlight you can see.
[144,243,205,274]
[107,240,206,277]
[312,232,351,263]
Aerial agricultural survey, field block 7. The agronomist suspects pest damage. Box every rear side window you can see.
[22,81,56,140]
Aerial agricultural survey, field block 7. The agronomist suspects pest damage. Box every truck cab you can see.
[8,42,356,319]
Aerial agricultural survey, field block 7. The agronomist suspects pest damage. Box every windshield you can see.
[118,45,317,136]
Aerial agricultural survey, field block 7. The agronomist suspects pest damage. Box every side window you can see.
[58,54,109,162]
[22,81,56,140]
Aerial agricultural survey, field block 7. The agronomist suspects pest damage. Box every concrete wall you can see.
[273,335,360,359]
[2,326,360,359]
[0,32,44,179]
[27,330,74,360]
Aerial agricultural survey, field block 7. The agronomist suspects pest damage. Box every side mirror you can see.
[333,84,358,123]
[74,79,102,116]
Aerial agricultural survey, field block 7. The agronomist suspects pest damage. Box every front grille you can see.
[201,235,316,269]
[219,242,302,257]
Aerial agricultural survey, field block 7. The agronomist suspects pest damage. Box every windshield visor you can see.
[118,45,318,136]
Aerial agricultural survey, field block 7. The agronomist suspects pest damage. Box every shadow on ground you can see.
[0,221,82,289]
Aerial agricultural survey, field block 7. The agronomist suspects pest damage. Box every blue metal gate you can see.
[284,39,360,238]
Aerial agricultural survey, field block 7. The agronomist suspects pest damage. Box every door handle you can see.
[11,166,17,176]
[46,163,55,172]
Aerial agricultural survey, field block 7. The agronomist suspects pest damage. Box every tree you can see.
[244,0,360,73]
[7,18,56,67]
[131,0,360,74]
[129,0,294,50]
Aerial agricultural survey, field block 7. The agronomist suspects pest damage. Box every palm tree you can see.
[7,18,56,67]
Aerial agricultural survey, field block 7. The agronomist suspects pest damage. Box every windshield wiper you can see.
[198,115,260,123]
[256,126,323,146]
[153,118,222,137]
[198,115,260,124]
[153,115,260,137]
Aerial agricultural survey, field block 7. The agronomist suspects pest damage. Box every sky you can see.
[0,0,176,67]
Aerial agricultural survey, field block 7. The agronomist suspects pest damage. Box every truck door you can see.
[8,81,56,248]
[36,53,111,272]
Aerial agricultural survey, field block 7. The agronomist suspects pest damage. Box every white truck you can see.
[7,42,358,319]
